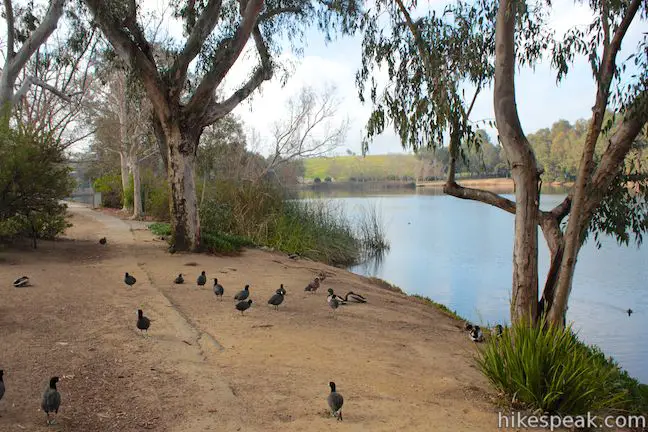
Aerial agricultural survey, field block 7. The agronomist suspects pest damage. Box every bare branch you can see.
[170,0,224,100]
[185,0,265,118]
[14,76,72,102]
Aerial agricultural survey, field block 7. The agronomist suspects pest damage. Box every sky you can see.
[213,0,645,157]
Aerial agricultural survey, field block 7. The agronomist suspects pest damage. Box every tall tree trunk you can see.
[493,0,540,323]
[164,121,201,251]
[131,157,143,219]
[119,152,130,212]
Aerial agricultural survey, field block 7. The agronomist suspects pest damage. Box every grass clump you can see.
[476,316,643,416]
[410,294,463,320]
[149,222,171,237]
[356,203,390,255]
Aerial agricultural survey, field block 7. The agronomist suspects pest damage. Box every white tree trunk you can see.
[119,152,130,211]
[131,157,143,219]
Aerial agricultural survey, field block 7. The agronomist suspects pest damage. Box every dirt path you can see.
[0,203,503,431]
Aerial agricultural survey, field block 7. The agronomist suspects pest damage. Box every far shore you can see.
[298,177,575,190]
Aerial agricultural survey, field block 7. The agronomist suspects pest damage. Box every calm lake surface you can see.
[302,188,648,384]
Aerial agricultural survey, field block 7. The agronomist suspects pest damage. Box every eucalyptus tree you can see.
[83,0,361,251]
[358,0,648,325]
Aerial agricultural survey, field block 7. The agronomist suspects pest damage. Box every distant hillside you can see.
[303,154,419,181]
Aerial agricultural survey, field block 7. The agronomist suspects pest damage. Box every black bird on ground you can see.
[13,276,30,288]
[234,284,250,301]
[174,274,184,284]
[627,308,633,317]
[0,370,5,403]
[137,309,151,334]
[463,322,474,332]
[327,381,344,421]
[124,273,136,286]
[99,237,107,245]
[469,325,484,342]
[304,277,320,294]
[41,376,61,425]
[197,271,207,286]
[213,278,224,300]
[268,285,286,310]
[236,299,252,315]
[494,324,504,338]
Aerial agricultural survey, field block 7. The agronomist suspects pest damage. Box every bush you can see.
[476,317,639,416]
[93,174,123,208]
[0,123,74,245]
[313,177,322,184]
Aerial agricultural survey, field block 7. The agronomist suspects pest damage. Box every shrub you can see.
[93,174,123,208]
[476,317,636,416]
[324,176,332,182]
[149,222,172,237]
[313,177,322,184]
[0,123,74,246]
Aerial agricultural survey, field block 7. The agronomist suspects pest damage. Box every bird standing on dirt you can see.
[327,290,340,316]
[0,370,5,403]
[124,273,136,286]
[327,289,346,305]
[41,376,61,425]
[174,274,184,284]
[304,277,320,294]
[268,285,286,310]
[234,285,250,301]
[463,321,474,332]
[99,237,107,245]
[236,299,252,315]
[327,381,344,421]
[197,271,207,286]
[469,325,484,342]
[137,309,151,334]
[13,276,30,287]
[213,278,224,300]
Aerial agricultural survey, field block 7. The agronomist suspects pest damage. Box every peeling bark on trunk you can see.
[165,122,201,252]
[119,152,130,212]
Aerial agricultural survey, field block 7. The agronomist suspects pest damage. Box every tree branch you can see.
[185,0,265,118]
[13,75,72,102]
[200,26,273,126]
[84,0,169,118]
[258,6,303,22]
[5,0,65,79]
[170,0,224,100]
[3,0,15,61]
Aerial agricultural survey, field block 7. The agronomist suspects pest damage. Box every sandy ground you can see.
[0,203,505,432]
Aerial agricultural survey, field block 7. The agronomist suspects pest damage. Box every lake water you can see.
[303,188,648,384]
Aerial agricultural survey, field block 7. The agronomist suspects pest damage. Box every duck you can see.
[137,309,151,334]
[463,321,474,332]
[236,299,252,315]
[627,308,633,317]
[234,284,250,301]
[494,324,503,338]
[340,291,367,303]
[469,325,484,342]
[174,274,184,284]
[327,288,346,305]
[304,277,320,294]
[327,381,344,421]
[213,278,224,300]
[268,285,286,310]
[13,276,30,288]
[41,376,61,425]
[0,370,5,403]
[99,237,107,245]
[124,272,136,286]
[327,290,340,315]
[197,271,207,286]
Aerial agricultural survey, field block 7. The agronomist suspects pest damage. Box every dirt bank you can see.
[0,203,502,431]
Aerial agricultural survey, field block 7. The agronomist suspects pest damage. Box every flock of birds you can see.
[125,268,356,421]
